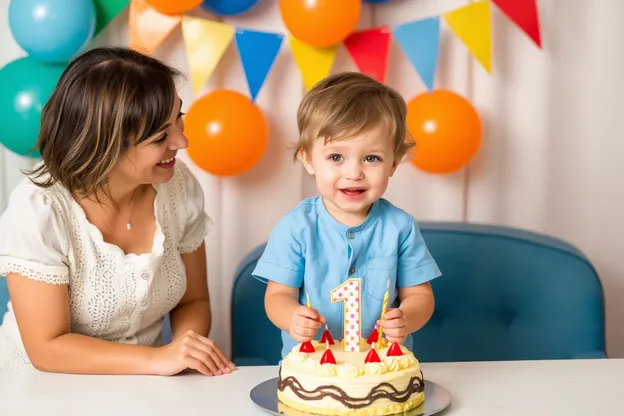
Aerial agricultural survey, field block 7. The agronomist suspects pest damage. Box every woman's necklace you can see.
[98,189,136,245]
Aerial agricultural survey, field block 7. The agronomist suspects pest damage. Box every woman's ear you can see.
[299,150,315,176]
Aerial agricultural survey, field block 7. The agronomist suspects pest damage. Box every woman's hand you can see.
[152,330,236,376]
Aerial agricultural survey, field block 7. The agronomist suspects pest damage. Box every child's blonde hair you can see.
[294,72,415,164]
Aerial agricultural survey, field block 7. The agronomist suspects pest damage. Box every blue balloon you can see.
[201,0,260,16]
[8,0,95,63]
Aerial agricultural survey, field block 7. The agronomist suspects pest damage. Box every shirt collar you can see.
[315,196,381,234]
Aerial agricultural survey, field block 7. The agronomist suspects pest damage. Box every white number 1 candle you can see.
[331,278,361,352]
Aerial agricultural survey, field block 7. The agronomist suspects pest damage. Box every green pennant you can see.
[94,0,130,36]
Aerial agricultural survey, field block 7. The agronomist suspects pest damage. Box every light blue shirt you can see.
[252,196,442,359]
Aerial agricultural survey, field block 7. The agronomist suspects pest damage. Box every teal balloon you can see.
[0,57,66,158]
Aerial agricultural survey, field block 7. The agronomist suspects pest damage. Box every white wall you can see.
[2,0,624,358]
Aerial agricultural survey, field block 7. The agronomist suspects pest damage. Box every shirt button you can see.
[347,232,354,239]
[349,267,356,275]
[142,272,149,280]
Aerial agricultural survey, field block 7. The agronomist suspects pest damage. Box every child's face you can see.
[301,123,397,225]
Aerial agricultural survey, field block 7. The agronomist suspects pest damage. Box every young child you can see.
[252,72,442,359]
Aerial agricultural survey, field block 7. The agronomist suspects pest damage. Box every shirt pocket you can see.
[366,255,398,302]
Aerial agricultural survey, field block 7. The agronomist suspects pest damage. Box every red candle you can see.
[320,324,335,345]
[299,341,315,353]
[365,342,381,363]
[320,340,336,365]
[386,342,403,357]
[366,325,379,344]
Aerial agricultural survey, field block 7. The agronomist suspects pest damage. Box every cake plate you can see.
[250,377,451,416]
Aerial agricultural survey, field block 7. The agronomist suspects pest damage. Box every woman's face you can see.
[113,95,187,186]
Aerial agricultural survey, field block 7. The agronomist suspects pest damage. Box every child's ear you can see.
[299,150,315,175]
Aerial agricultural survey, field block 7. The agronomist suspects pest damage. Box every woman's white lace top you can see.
[0,160,211,371]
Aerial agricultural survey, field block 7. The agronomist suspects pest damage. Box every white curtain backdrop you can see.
[2,0,623,358]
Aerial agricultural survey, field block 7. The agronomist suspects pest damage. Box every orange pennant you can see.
[129,0,181,54]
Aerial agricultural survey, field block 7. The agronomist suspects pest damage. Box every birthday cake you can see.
[277,329,425,416]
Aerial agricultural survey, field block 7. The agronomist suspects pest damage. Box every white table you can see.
[1,359,622,415]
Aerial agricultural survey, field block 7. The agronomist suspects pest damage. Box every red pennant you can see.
[386,342,403,357]
[365,345,381,363]
[492,0,541,48]
[299,341,315,353]
[320,326,334,345]
[320,348,336,365]
[344,27,391,83]
[366,327,379,344]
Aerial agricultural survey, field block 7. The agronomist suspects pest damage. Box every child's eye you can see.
[328,154,343,162]
[365,155,382,162]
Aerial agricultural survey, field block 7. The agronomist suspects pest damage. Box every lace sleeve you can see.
[176,161,213,254]
[0,183,69,284]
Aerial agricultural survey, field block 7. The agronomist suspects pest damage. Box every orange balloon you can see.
[185,90,268,176]
[406,90,481,174]
[279,0,361,47]
[144,0,202,15]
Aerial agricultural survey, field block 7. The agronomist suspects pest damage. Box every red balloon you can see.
[279,0,361,47]
[406,90,482,174]
[185,90,268,176]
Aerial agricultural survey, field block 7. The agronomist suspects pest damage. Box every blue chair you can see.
[0,276,8,320]
[412,222,606,362]
[231,244,282,366]
[230,222,606,365]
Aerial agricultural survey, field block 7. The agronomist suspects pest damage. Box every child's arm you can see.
[378,217,441,344]
[377,284,434,344]
[265,281,326,343]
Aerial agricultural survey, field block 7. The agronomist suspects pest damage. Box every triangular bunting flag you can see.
[392,17,440,91]
[492,0,541,48]
[182,17,234,95]
[289,36,337,91]
[235,29,284,101]
[129,1,181,54]
[443,1,492,73]
[343,27,391,83]
[94,0,129,36]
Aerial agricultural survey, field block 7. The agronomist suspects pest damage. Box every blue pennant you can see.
[392,17,440,91]
[235,29,284,101]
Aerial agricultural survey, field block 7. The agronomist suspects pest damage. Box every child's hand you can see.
[377,308,408,344]
[289,305,326,343]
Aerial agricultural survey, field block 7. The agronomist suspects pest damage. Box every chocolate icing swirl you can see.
[278,366,424,409]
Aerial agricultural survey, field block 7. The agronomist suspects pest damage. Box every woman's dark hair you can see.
[28,46,183,197]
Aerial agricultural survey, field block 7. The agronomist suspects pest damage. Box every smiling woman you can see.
[0,47,235,377]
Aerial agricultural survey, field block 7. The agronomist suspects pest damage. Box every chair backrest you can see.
[230,222,606,364]
[231,244,282,366]
[413,222,605,361]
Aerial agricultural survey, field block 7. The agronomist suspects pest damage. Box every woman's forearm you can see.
[169,299,212,340]
[30,333,157,375]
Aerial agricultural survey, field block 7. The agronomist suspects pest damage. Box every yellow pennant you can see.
[289,36,337,91]
[182,17,234,95]
[129,0,181,54]
[443,1,492,73]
